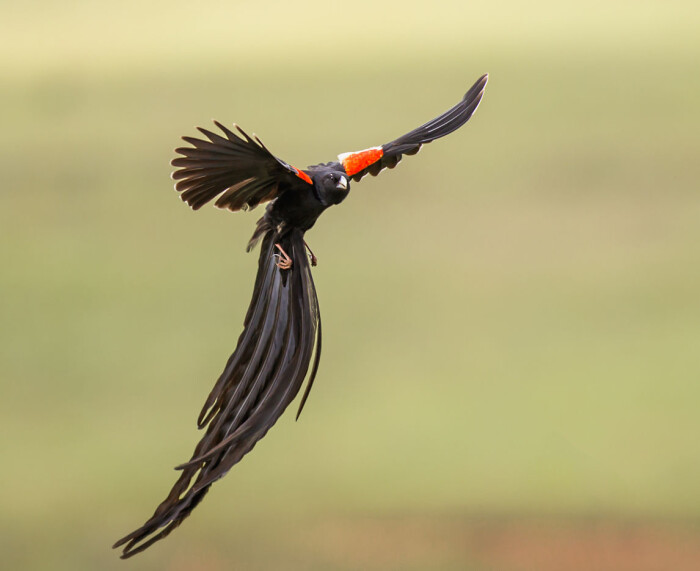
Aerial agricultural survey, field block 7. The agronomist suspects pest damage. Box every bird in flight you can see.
[114,73,488,558]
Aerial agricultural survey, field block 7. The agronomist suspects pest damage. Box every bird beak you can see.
[336,176,348,191]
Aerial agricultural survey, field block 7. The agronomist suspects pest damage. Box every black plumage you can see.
[345,73,489,182]
[114,231,320,557]
[114,73,487,559]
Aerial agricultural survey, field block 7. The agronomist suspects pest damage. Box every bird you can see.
[113,73,488,558]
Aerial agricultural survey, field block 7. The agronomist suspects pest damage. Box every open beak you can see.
[336,176,348,191]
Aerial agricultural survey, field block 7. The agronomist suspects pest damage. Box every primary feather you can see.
[337,73,488,181]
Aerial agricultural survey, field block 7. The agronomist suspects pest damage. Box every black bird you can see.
[114,73,488,558]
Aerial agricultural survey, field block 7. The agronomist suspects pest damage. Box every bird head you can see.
[316,171,350,206]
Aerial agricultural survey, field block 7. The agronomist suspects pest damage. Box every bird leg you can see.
[304,241,318,267]
[274,243,292,270]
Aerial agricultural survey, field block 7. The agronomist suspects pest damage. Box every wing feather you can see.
[336,73,488,182]
[172,123,312,211]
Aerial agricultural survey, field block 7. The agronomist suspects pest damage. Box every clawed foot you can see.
[274,243,292,270]
[304,241,318,267]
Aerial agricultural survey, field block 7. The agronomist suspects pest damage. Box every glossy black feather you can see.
[340,73,488,182]
[172,123,309,211]
[113,229,321,559]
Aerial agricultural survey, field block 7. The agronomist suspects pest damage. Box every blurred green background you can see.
[2,1,700,569]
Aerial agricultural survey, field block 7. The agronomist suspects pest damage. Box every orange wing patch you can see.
[295,169,313,185]
[338,147,384,176]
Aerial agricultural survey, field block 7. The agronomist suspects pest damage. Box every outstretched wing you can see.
[113,229,321,558]
[171,122,313,211]
[335,73,488,182]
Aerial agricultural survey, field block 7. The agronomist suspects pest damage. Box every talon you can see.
[304,241,318,267]
[274,243,292,270]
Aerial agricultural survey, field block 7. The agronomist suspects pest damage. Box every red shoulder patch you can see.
[338,147,384,176]
[294,168,313,185]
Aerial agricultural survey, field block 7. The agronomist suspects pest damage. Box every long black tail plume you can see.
[114,228,322,558]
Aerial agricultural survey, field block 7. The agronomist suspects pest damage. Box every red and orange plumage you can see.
[338,146,384,176]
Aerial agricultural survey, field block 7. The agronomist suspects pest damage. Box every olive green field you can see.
[2,2,699,569]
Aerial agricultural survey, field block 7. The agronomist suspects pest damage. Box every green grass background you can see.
[2,1,699,569]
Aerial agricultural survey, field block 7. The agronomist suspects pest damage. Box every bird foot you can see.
[304,241,318,267]
[274,243,292,270]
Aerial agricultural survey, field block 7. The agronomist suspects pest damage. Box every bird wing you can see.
[171,122,313,211]
[113,229,321,558]
[335,73,488,182]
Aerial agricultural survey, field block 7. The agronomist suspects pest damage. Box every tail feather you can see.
[114,229,321,559]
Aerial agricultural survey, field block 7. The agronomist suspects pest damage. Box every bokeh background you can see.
[2,1,700,569]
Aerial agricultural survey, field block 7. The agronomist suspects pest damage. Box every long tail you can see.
[114,228,321,558]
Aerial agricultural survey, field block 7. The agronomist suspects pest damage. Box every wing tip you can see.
[463,73,489,102]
